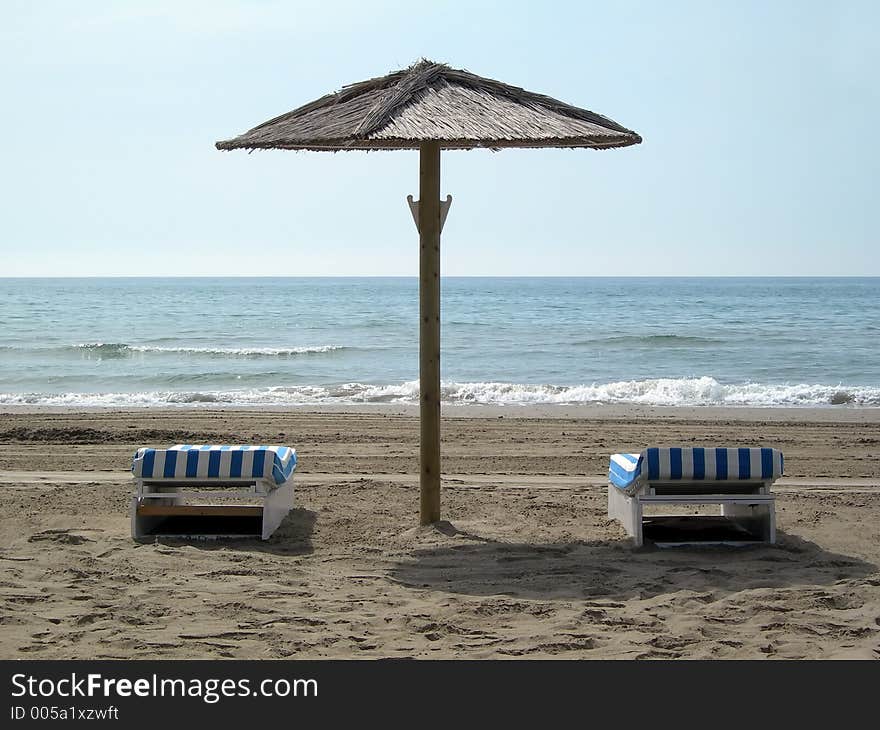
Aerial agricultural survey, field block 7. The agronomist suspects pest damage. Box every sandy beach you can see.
[1,405,879,659]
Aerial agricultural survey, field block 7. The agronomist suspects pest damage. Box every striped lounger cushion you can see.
[610,447,783,496]
[132,445,297,486]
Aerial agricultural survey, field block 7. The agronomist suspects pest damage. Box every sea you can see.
[1,277,878,408]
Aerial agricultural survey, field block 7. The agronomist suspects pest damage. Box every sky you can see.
[0,0,877,276]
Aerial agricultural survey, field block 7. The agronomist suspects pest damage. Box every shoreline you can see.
[2,403,880,423]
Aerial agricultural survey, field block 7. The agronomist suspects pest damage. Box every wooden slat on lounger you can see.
[136,505,263,518]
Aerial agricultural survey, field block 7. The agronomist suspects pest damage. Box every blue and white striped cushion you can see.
[609,453,641,491]
[609,447,783,495]
[132,445,297,485]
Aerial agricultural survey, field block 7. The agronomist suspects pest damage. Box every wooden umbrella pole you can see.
[419,141,442,525]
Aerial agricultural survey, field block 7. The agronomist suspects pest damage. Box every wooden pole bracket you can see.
[407,194,452,234]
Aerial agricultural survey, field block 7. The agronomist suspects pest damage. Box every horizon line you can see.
[2,274,879,280]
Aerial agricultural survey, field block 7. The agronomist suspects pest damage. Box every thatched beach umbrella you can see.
[216,60,641,526]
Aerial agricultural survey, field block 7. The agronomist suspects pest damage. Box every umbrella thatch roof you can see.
[216,60,642,152]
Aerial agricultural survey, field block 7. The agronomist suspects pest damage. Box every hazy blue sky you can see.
[1,1,876,276]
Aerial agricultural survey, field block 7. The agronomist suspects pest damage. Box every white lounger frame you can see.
[607,479,776,547]
[131,476,294,540]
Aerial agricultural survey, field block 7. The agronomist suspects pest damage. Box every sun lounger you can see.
[131,444,297,540]
[608,447,783,547]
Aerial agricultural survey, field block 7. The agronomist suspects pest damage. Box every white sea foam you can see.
[439,377,880,406]
[72,343,345,356]
[1,377,878,407]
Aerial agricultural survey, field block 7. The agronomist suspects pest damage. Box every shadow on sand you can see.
[388,527,878,602]
[151,508,318,557]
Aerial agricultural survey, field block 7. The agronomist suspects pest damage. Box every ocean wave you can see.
[574,334,723,346]
[2,377,879,407]
[437,378,880,406]
[71,343,346,357]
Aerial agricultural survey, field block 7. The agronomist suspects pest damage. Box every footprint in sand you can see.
[28,529,95,545]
